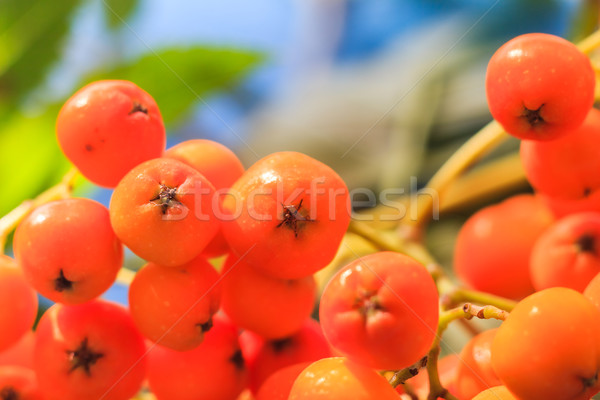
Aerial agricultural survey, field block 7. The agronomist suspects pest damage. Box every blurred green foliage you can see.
[0,0,262,217]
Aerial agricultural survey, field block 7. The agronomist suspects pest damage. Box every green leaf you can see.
[0,0,81,104]
[103,0,139,28]
[0,109,71,217]
[83,47,264,124]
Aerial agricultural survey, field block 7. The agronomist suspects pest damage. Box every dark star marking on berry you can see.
[354,289,385,322]
[150,184,181,214]
[85,144,94,152]
[521,104,545,127]
[270,337,293,353]
[582,371,598,389]
[54,269,73,292]
[584,187,592,197]
[0,387,18,400]
[577,233,596,253]
[197,318,213,333]
[129,101,148,115]
[229,349,245,370]
[66,337,104,376]
[276,199,314,238]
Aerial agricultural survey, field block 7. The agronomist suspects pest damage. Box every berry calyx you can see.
[66,338,104,376]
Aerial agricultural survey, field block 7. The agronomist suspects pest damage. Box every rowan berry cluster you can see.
[1,31,600,400]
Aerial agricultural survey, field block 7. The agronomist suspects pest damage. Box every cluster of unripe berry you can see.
[1,31,600,400]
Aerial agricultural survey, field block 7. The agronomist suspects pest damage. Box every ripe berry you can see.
[454,194,552,299]
[129,256,221,351]
[319,251,438,370]
[147,314,248,400]
[454,329,501,399]
[14,198,123,304]
[34,300,147,400]
[486,33,595,140]
[492,287,600,400]
[220,254,316,339]
[109,157,219,267]
[288,357,399,400]
[0,256,37,352]
[222,151,350,279]
[520,107,600,200]
[530,212,600,292]
[56,80,166,187]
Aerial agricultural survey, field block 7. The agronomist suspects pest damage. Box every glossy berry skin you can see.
[14,198,123,304]
[0,256,37,352]
[222,151,350,279]
[147,314,248,400]
[165,139,245,258]
[0,366,42,400]
[530,212,600,292]
[486,33,594,140]
[492,288,600,400]
[472,386,517,400]
[288,357,399,400]
[520,107,600,200]
[220,254,316,339]
[129,256,221,351]
[240,319,331,394]
[454,194,552,299]
[34,300,147,400]
[109,158,219,267]
[56,80,166,187]
[454,329,501,399]
[255,362,311,400]
[319,251,438,370]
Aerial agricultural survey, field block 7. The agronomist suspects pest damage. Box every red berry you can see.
[14,198,123,304]
[288,357,399,400]
[129,256,221,351]
[319,251,438,370]
[521,107,600,201]
[492,288,600,400]
[109,157,219,267]
[56,80,166,187]
[530,212,600,292]
[454,194,552,299]
[34,300,147,400]
[147,314,248,400]
[486,33,594,140]
[222,151,350,279]
[220,254,316,339]
[454,329,501,399]
[0,256,37,352]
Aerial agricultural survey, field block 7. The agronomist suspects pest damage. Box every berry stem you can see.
[388,356,428,387]
[346,220,404,253]
[442,288,517,312]
[426,345,459,400]
[0,167,79,252]
[576,28,600,54]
